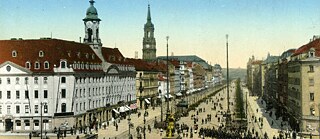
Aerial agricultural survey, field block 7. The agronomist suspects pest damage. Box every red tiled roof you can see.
[251,60,263,65]
[292,39,320,57]
[0,39,102,72]
[127,58,167,72]
[101,47,129,65]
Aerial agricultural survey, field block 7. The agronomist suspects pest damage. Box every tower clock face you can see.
[146,44,150,48]
[86,21,93,28]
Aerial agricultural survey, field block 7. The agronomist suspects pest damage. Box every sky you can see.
[1,0,320,68]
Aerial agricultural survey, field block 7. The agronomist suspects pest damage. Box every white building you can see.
[0,0,136,133]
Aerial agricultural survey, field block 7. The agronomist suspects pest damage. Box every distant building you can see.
[142,4,157,61]
[246,55,263,96]
[212,64,223,85]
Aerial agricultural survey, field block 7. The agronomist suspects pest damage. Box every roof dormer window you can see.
[35,62,40,69]
[44,61,49,69]
[92,54,95,59]
[25,61,31,69]
[77,52,81,58]
[39,51,44,57]
[12,50,17,57]
[309,48,315,58]
[60,61,67,68]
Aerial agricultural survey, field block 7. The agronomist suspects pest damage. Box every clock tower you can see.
[83,0,104,61]
[142,4,156,61]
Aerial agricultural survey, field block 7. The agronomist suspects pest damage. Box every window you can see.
[76,103,78,111]
[24,120,30,126]
[35,62,40,69]
[25,105,29,113]
[44,61,49,69]
[61,77,66,83]
[0,78,1,84]
[35,105,39,113]
[16,105,20,114]
[39,51,44,57]
[12,50,17,57]
[16,77,19,84]
[16,91,20,99]
[34,90,38,99]
[61,103,66,112]
[25,91,29,99]
[7,78,10,84]
[310,93,314,101]
[309,65,314,72]
[311,108,315,116]
[0,91,2,99]
[16,120,21,126]
[7,105,11,114]
[80,103,82,111]
[44,90,48,99]
[7,91,11,99]
[61,61,66,68]
[24,77,28,84]
[61,89,66,98]
[309,78,314,86]
[25,62,31,69]
[0,106,2,114]
[44,105,48,113]
[44,77,48,84]
[34,77,38,84]
[34,120,39,126]
[83,102,86,110]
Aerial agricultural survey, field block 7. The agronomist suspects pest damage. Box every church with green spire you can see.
[142,4,157,61]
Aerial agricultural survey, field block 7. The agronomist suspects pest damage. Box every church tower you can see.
[142,4,156,61]
[83,0,104,61]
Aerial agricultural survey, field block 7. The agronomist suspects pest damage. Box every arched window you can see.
[60,61,66,68]
[25,61,31,69]
[12,50,17,57]
[35,62,40,69]
[61,103,66,113]
[87,28,93,42]
[96,29,99,39]
[44,61,49,69]
[39,51,44,57]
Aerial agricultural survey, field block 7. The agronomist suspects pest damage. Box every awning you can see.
[145,99,150,104]
[164,94,173,98]
[112,109,120,114]
[125,105,131,111]
[130,104,138,109]
[175,92,183,96]
[119,106,128,113]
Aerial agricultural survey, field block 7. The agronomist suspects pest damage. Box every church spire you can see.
[147,4,152,23]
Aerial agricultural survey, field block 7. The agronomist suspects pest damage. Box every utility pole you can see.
[225,34,231,129]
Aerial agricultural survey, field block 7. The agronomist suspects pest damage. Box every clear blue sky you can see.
[1,0,320,68]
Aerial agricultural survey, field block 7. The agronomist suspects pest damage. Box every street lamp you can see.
[143,110,146,139]
[225,34,232,129]
[166,36,170,121]
[40,102,47,139]
[128,97,132,139]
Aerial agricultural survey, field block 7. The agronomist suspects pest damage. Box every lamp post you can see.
[225,34,231,129]
[160,90,163,122]
[128,97,132,139]
[40,102,47,139]
[166,36,170,121]
[139,73,144,109]
[143,110,146,139]
[318,104,320,138]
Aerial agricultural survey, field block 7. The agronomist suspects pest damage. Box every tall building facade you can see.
[0,0,136,133]
[142,5,157,61]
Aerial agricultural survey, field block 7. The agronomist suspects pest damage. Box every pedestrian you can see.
[29,132,32,139]
[116,124,118,131]
[271,120,274,126]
